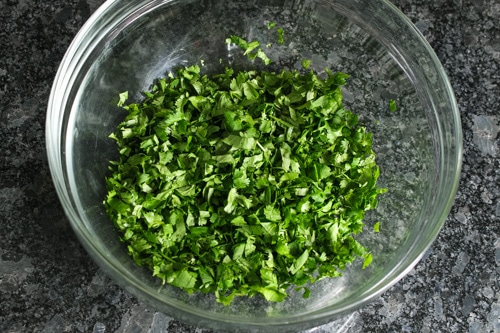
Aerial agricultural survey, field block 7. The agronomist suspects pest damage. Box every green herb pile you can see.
[104,32,386,305]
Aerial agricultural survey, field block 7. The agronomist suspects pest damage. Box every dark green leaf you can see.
[105,33,386,306]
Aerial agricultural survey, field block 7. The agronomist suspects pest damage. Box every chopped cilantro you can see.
[374,221,380,233]
[104,32,386,305]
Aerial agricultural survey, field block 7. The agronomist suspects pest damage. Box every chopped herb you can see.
[226,35,271,65]
[373,221,380,233]
[389,99,397,112]
[302,59,312,70]
[277,28,284,44]
[104,32,386,305]
[362,253,373,269]
[117,91,128,107]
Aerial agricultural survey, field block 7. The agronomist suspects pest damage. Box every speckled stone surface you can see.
[0,0,498,332]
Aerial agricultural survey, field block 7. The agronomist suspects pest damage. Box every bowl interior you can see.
[48,0,461,331]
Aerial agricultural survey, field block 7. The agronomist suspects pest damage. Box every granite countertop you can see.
[1,0,498,332]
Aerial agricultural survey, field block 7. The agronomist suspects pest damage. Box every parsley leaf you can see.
[301,59,312,70]
[389,99,397,112]
[104,31,386,306]
[277,28,284,45]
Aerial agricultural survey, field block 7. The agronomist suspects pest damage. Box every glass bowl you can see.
[46,0,462,331]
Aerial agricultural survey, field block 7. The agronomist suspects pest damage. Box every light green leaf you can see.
[289,249,309,275]
[264,205,281,222]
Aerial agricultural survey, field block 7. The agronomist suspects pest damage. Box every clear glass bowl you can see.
[46,0,462,331]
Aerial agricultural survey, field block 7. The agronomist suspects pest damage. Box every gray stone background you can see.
[0,0,498,332]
